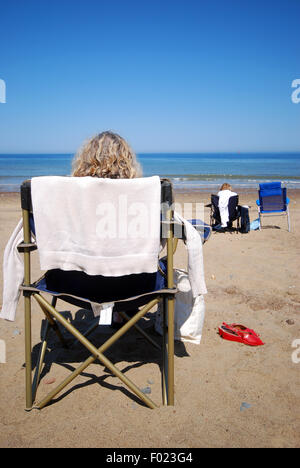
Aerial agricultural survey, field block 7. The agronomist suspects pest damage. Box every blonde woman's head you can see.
[220,182,232,191]
[72,131,142,179]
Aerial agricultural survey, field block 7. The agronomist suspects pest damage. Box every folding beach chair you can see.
[19,177,182,411]
[209,194,241,231]
[256,182,290,232]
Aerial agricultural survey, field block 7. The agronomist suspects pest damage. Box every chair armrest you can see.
[256,200,260,206]
[20,179,32,211]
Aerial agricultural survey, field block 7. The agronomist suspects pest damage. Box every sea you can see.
[0,152,300,192]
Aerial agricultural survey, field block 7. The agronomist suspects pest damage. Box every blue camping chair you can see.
[256,182,290,232]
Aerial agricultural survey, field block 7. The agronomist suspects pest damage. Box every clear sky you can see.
[0,0,299,153]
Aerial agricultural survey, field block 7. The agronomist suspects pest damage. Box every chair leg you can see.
[32,297,68,402]
[165,211,175,406]
[22,208,33,411]
[162,297,168,405]
[160,294,175,407]
[32,319,51,402]
[167,296,175,406]
[69,319,99,348]
[38,301,68,349]
[287,208,291,232]
[210,209,213,227]
[119,311,161,351]
[24,294,33,411]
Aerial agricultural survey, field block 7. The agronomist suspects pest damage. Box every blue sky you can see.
[0,0,299,153]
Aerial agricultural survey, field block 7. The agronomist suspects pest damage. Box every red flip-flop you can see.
[218,322,264,346]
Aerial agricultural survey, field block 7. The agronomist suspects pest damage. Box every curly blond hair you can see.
[220,183,232,191]
[72,131,142,179]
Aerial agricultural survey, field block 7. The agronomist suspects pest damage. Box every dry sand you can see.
[0,189,299,448]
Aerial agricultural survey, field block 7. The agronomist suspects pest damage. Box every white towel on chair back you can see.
[31,176,161,277]
[217,189,237,227]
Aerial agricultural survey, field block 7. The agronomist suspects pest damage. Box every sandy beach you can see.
[0,188,299,448]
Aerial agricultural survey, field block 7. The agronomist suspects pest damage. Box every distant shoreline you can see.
[2,187,300,197]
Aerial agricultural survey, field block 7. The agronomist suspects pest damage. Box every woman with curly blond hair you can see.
[72,131,142,327]
[217,182,238,229]
[72,131,142,179]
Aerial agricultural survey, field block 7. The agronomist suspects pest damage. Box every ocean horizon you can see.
[1,152,300,192]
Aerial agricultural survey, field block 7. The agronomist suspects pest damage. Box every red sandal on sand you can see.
[218,322,264,346]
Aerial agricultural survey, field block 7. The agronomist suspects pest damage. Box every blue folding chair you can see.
[256,182,290,232]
